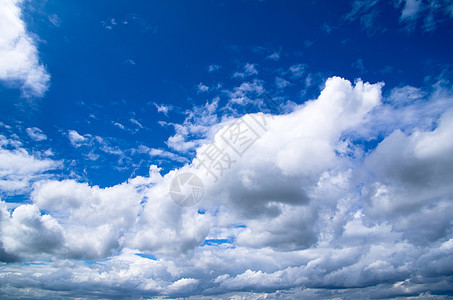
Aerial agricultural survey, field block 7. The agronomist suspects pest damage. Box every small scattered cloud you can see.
[66,130,127,162]
[275,77,291,89]
[233,63,258,79]
[129,118,144,129]
[0,122,11,129]
[124,59,136,65]
[208,64,221,73]
[353,58,366,74]
[113,122,125,130]
[26,127,47,141]
[141,146,189,163]
[347,0,453,32]
[166,97,221,153]
[321,22,332,33]
[48,14,60,27]
[196,82,209,93]
[304,40,314,48]
[288,64,307,78]
[345,0,382,34]
[380,65,394,74]
[67,130,88,147]
[153,103,174,116]
[400,0,423,20]
[252,46,281,61]
[226,80,265,106]
[101,18,117,30]
[266,51,280,61]
[102,14,158,33]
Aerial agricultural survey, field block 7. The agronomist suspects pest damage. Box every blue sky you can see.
[1,0,453,298]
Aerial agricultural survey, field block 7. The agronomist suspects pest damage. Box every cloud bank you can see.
[1,77,453,298]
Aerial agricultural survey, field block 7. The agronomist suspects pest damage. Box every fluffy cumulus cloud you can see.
[1,77,453,298]
[0,0,50,97]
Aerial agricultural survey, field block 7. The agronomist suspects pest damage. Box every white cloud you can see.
[101,18,117,30]
[142,146,189,163]
[26,127,47,141]
[226,80,265,105]
[233,63,258,78]
[166,132,199,153]
[28,179,144,259]
[321,22,332,33]
[130,118,144,128]
[387,85,425,106]
[363,109,453,245]
[0,122,11,129]
[48,14,60,27]
[124,58,136,65]
[400,0,423,20]
[266,51,280,61]
[288,64,306,78]
[347,0,453,32]
[113,121,125,129]
[0,165,212,260]
[398,0,453,30]
[1,203,64,256]
[304,40,314,48]
[166,97,222,153]
[352,58,366,74]
[67,130,87,147]
[0,144,59,194]
[196,82,209,93]
[208,64,221,73]
[1,77,453,298]
[154,103,174,116]
[345,0,385,33]
[0,0,50,97]
[275,77,290,89]
[66,130,127,163]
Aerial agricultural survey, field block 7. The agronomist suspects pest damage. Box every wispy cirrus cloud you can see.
[346,0,453,32]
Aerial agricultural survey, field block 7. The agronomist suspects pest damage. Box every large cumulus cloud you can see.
[1,77,453,298]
